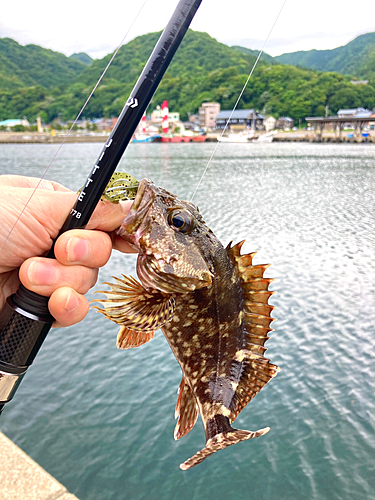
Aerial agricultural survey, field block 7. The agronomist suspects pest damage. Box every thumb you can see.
[86,199,133,232]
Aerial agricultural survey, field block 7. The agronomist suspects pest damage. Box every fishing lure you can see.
[78,172,139,203]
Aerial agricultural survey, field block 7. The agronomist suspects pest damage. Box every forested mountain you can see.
[70,53,93,66]
[0,38,89,90]
[1,30,375,124]
[65,30,271,119]
[275,32,375,80]
[78,31,264,88]
[231,45,276,64]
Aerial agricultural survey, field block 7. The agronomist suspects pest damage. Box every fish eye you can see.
[168,210,194,234]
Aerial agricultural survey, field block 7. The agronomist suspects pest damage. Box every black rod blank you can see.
[0,0,203,413]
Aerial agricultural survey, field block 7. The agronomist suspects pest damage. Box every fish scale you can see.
[93,177,279,470]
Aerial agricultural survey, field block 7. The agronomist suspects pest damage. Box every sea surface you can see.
[0,141,374,500]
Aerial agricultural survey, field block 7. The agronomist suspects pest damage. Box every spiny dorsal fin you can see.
[226,241,279,422]
[92,275,175,332]
[117,326,155,349]
[174,378,199,441]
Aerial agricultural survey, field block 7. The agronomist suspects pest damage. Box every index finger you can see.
[0,175,72,192]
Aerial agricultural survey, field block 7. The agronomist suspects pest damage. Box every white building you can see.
[151,106,180,124]
[199,102,220,130]
[337,108,368,118]
[0,118,30,129]
[264,116,276,132]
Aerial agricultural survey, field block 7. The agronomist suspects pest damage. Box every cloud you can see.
[1,0,375,59]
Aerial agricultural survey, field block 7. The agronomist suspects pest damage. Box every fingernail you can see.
[67,236,89,262]
[28,261,57,286]
[119,200,132,215]
[64,290,79,313]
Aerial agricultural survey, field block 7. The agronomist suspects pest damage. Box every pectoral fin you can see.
[92,274,175,332]
[174,378,199,440]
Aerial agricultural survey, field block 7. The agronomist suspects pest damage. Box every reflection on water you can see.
[0,142,374,500]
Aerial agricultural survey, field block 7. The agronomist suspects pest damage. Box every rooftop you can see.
[216,109,260,120]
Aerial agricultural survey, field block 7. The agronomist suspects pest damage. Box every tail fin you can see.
[179,426,269,471]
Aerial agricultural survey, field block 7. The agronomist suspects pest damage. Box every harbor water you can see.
[0,142,374,500]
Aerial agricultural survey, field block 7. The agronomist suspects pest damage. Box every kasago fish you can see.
[93,178,279,470]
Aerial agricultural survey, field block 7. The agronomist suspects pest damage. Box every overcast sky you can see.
[1,0,375,59]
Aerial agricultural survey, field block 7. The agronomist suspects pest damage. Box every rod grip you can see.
[0,287,53,367]
[0,291,52,406]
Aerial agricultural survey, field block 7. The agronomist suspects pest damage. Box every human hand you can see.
[0,175,135,327]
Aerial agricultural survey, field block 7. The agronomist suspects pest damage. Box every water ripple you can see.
[1,142,374,500]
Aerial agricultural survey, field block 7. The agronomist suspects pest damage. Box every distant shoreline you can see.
[0,131,374,144]
[0,132,109,144]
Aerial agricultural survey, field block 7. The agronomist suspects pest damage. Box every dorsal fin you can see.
[226,241,279,422]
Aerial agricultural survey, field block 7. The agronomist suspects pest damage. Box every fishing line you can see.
[0,0,149,253]
[189,0,287,202]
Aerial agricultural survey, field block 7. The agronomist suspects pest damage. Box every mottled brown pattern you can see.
[95,179,279,470]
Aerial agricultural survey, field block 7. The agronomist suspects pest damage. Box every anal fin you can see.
[117,326,155,349]
[174,378,199,441]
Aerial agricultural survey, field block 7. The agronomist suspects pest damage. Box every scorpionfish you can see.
[94,178,279,470]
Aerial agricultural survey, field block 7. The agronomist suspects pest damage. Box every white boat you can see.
[217,131,254,143]
[217,130,277,144]
[255,131,278,143]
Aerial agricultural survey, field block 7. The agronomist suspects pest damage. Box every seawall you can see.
[1,131,374,144]
[0,432,79,500]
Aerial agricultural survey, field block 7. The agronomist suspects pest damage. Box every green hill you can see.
[78,30,264,88]
[231,45,276,64]
[1,30,375,124]
[70,53,93,66]
[0,38,88,89]
[275,32,375,80]
[64,30,270,119]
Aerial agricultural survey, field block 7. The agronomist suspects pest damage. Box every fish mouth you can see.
[117,178,154,248]
[117,178,213,294]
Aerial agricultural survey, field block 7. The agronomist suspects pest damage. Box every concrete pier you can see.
[0,432,79,500]
[1,130,374,145]
[272,130,375,143]
[0,131,108,144]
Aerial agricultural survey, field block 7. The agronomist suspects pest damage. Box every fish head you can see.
[117,179,213,294]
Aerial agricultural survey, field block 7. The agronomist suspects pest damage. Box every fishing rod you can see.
[0,0,203,415]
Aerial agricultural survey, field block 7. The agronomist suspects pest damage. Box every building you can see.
[264,116,276,132]
[189,114,199,125]
[0,118,30,129]
[337,108,368,118]
[215,109,264,131]
[276,117,294,130]
[198,102,220,130]
[150,106,180,124]
[93,118,117,131]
